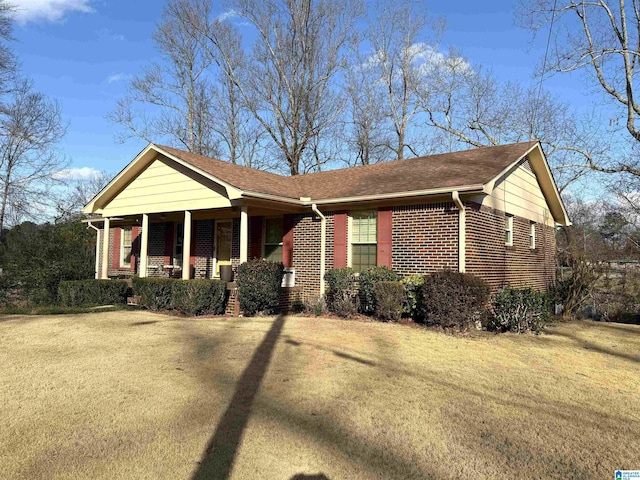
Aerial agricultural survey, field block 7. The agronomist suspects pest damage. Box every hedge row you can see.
[236,259,285,316]
[58,279,130,307]
[132,277,227,316]
[323,267,551,332]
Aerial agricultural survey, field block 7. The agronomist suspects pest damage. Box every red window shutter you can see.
[377,207,393,268]
[190,220,197,267]
[283,214,294,268]
[131,226,139,272]
[249,216,264,259]
[164,223,174,265]
[112,227,121,270]
[333,212,347,268]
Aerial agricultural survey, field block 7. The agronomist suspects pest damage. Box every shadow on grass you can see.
[129,320,159,326]
[290,474,330,479]
[547,328,640,364]
[285,337,377,366]
[191,314,286,480]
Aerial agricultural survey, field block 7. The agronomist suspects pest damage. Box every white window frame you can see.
[505,215,514,246]
[348,210,377,272]
[120,226,132,268]
[263,216,284,263]
[530,222,536,249]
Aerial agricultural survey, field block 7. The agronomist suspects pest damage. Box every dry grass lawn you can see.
[1,312,639,479]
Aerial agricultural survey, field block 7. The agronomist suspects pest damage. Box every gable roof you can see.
[158,141,538,201]
[84,140,570,225]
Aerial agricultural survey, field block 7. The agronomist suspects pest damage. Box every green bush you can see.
[172,279,227,316]
[58,279,130,307]
[132,277,175,311]
[401,274,425,317]
[324,267,357,315]
[489,286,550,333]
[358,266,400,315]
[237,260,284,316]
[416,270,489,330]
[324,267,356,292]
[374,281,405,322]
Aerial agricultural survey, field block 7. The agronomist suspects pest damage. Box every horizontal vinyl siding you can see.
[472,162,555,226]
[102,158,231,216]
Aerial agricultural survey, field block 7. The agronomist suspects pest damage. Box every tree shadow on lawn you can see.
[185,317,639,479]
[191,314,287,480]
[544,328,640,364]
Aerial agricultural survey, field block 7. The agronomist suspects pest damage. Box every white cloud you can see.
[53,167,102,181]
[11,0,94,25]
[106,73,129,84]
[216,9,239,22]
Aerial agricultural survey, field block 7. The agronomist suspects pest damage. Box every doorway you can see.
[214,220,232,277]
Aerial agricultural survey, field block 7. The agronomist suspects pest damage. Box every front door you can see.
[215,220,232,277]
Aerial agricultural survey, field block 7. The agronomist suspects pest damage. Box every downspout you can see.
[311,203,326,296]
[451,192,466,273]
[87,221,101,279]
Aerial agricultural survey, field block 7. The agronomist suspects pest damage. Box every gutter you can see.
[87,221,101,279]
[451,192,466,274]
[311,203,326,296]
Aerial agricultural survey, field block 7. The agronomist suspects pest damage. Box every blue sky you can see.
[11,0,585,179]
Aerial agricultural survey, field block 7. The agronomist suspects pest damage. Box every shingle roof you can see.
[157,141,538,201]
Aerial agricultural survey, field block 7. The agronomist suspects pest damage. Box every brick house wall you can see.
[94,199,556,300]
[391,202,459,276]
[466,202,555,292]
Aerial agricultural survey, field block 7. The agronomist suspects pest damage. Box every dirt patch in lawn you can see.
[1,312,638,479]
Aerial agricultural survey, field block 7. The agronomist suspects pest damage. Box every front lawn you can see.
[1,312,638,479]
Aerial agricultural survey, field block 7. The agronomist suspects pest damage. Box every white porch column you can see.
[182,210,192,280]
[139,214,149,278]
[101,217,110,279]
[239,205,248,263]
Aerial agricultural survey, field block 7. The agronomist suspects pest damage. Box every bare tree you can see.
[422,61,600,193]
[109,0,218,157]
[517,0,640,185]
[360,0,449,160]
[0,79,68,232]
[190,0,363,175]
[55,170,113,221]
[342,45,393,166]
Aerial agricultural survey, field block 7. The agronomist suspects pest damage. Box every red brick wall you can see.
[466,202,555,292]
[391,202,459,276]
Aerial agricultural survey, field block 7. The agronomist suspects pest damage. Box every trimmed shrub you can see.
[489,286,550,333]
[401,274,425,317]
[330,291,359,318]
[237,260,285,316]
[374,281,405,322]
[58,279,130,307]
[416,270,490,330]
[132,277,175,311]
[303,296,326,316]
[324,267,358,316]
[358,266,400,315]
[172,279,227,316]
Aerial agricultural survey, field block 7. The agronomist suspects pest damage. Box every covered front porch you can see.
[88,203,298,281]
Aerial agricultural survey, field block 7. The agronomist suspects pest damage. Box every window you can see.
[350,210,377,272]
[174,223,184,266]
[264,217,283,263]
[120,227,133,268]
[530,222,536,249]
[505,215,513,246]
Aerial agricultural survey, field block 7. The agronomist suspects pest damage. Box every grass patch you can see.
[0,313,638,479]
[0,304,138,315]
